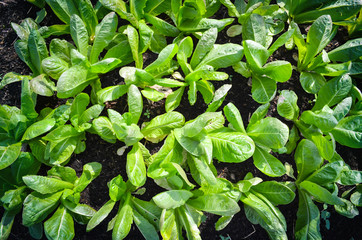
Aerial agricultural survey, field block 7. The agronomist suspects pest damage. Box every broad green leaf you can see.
[127,144,146,187]
[70,15,89,57]
[113,123,144,146]
[142,112,185,143]
[28,29,48,75]
[21,78,38,119]
[268,29,295,55]
[188,194,240,216]
[153,190,193,209]
[328,38,362,62]
[70,93,89,118]
[79,104,104,124]
[251,75,277,104]
[47,166,77,184]
[125,25,142,69]
[141,88,165,102]
[22,118,56,141]
[0,143,22,170]
[209,131,255,163]
[313,74,352,111]
[277,90,299,120]
[132,198,162,227]
[243,40,270,69]
[295,139,323,183]
[87,200,116,231]
[262,61,292,83]
[0,72,30,90]
[0,211,15,240]
[23,175,73,194]
[351,188,362,206]
[247,117,289,150]
[177,206,201,240]
[97,85,128,103]
[108,175,127,201]
[190,27,218,69]
[49,38,75,63]
[331,115,362,148]
[12,152,41,184]
[57,65,90,98]
[139,20,153,53]
[333,97,352,121]
[300,71,326,94]
[104,40,133,65]
[300,181,344,205]
[128,85,143,124]
[196,44,244,70]
[44,205,75,240]
[30,74,56,96]
[306,161,344,186]
[242,13,266,46]
[93,117,116,143]
[339,170,362,185]
[144,14,180,37]
[62,200,96,222]
[335,198,359,218]
[252,181,295,205]
[160,209,179,240]
[77,0,98,37]
[74,162,102,193]
[145,44,178,77]
[248,103,270,127]
[45,0,79,24]
[300,15,334,69]
[23,191,63,226]
[90,58,122,74]
[165,87,185,112]
[133,209,159,240]
[90,12,118,63]
[112,194,133,240]
[295,191,321,240]
[253,146,286,177]
[224,103,246,133]
[41,56,69,80]
[206,84,231,112]
[301,109,338,132]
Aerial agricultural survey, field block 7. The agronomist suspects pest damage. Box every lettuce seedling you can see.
[233,29,294,103]
[21,163,101,240]
[87,174,162,240]
[0,152,41,240]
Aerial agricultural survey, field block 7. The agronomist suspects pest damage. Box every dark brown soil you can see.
[0,1,361,240]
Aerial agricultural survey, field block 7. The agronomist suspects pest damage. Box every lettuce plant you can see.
[21,162,101,239]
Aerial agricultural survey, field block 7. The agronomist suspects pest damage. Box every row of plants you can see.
[0,0,361,239]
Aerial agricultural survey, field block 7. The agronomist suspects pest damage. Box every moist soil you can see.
[0,1,361,240]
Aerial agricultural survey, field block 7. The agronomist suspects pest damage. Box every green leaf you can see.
[252,181,295,205]
[247,117,289,150]
[30,74,56,97]
[45,0,79,24]
[0,211,15,240]
[70,14,89,57]
[209,131,255,163]
[145,44,178,77]
[70,93,89,118]
[299,71,326,94]
[127,144,146,187]
[335,198,359,219]
[44,205,75,240]
[125,25,142,69]
[251,75,277,104]
[142,112,185,143]
[90,58,122,74]
[301,108,338,132]
[112,194,133,240]
[153,190,193,209]
[243,40,269,69]
[306,161,344,186]
[144,14,180,37]
[295,191,321,240]
[268,29,295,55]
[57,65,90,98]
[187,194,240,216]
[160,209,179,239]
[128,85,143,124]
[248,103,270,127]
[21,78,38,119]
[0,143,22,170]
[277,90,299,120]
[224,102,246,133]
[93,117,116,143]
[196,44,244,70]
[23,175,74,194]
[108,175,127,201]
[177,206,201,240]
[333,97,352,121]
[0,72,31,90]
[242,13,266,47]
[74,162,102,193]
[331,115,362,148]
[133,209,159,240]
[165,87,185,112]
[49,38,75,63]
[313,74,352,111]
[97,85,128,103]
[253,146,286,177]
[339,170,362,185]
[90,12,118,64]
[47,166,77,184]
[87,200,116,231]
[206,84,231,112]
[300,15,334,69]
[23,191,63,226]
[22,118,56,141]
[190,27,218,69]
[300,181,344,205]
[12,152,41,184]
[28,29,48,75]
[328,38,362,62]
[262,61,292,83]
[295,139,323,183]
[141,88,165,102]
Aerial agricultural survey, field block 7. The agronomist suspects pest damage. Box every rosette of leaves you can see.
[28,93,103,166]
[221,0,288,39]
[290,15,362,94]
[277,0,362,24]
[277,85,361,163]
[168,27,243,110]
[292,139,361,240]
[0,152,41,240]
[87,174,162,240]
[21,163,101,240]
[233,27,293,103]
